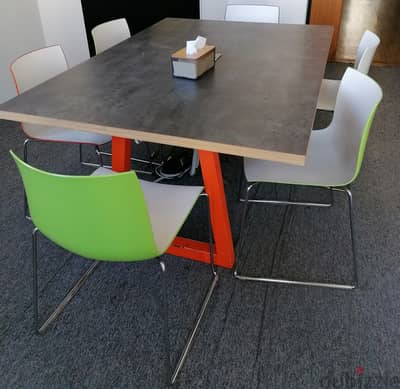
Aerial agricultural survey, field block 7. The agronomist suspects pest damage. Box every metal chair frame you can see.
[234,180,358,290]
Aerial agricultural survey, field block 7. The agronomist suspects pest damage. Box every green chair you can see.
[10,152,218,384]
[235,68,383,290]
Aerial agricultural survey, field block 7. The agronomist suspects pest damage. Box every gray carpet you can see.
[1,63,400,389]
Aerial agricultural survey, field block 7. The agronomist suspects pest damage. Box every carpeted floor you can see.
[0,63,400,389]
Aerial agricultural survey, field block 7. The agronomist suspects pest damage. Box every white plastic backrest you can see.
[330,68,382,180]
[225,5,279,23]
[91,18,131,54]
[354,30,380,74]
[10,45,68,94]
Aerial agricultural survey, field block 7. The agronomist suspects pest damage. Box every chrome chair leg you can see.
[171,273,218,384]
[189,150,199,176]
[32,228,100,334]
[234,182,258,246]
[234,183,357,290]
[348,189,358,287]
[99,147,160,175]
[169,193,219,384]
[97,146,161,175]
[95,145,104,167]
[332,187,358,288]
[159,259,172,384]
[23,139,31,220]
[23,138,29,162]
[239,183,333,208]
[79,143,108,168]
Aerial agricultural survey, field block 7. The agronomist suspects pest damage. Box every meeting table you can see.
[0,18,332,269]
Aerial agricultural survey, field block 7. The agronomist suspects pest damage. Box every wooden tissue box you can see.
[171,45,216,80]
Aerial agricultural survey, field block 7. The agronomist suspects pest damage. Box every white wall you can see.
[200,0,309,24]
[37,0,89,68]
[0,0,89,104]
[0,0,45,103]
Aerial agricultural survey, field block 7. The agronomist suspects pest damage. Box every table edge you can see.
[0,110,306,166]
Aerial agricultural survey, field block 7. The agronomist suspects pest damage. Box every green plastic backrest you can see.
[331,68,383,185]
[352,102,380,183]
[10,151,160,261]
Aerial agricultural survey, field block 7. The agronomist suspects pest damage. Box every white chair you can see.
[236,68,383,289]
[225,4,280,23]
[91,18,131,54]
[10,45,111,160]
[10,45,111,217]
[91,18,162,172]
[317,30,380,111]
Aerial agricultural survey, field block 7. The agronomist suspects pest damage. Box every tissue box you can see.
[171,45,216,80]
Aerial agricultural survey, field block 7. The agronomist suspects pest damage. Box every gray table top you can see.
[0,18,332,165]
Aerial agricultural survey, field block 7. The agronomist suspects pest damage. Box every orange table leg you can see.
[167,150,235,268]
[112,136,131,172]
[198,150,235,268]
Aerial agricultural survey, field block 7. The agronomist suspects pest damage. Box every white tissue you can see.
[186,36,207,55]
[186,40,197,56]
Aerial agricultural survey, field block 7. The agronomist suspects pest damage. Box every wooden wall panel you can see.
[309,0,344,61]
[336,0,400,65]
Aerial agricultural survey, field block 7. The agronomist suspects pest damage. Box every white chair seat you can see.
[92,167,204,252]
[23,123,111,145]
[316,79,340,111]
[245,129,354,188]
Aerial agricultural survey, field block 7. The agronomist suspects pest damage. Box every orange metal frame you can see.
[111,137,235,269]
